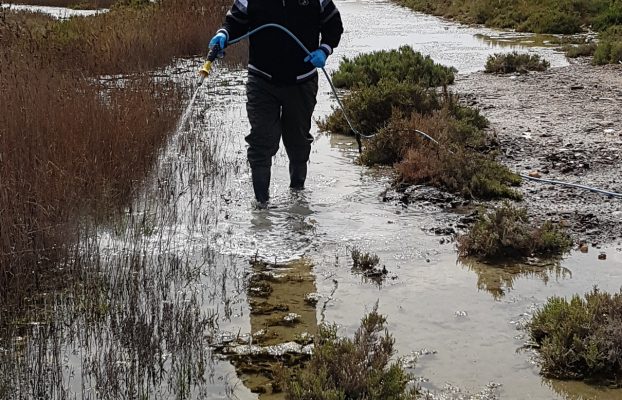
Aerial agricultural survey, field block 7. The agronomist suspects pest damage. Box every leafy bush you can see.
[563,42,597,58]
[282,306,417,400]
[592,0,622,31]
[359,102,489,165]
[319,79,440,136]
[324,48,519,201]
[518,10,582,34]
[485,52,550,74]
[593,25,622,64]
[359,103,520,200]
[332,46,456,89]
[351,248,381,271]
[394,0,613,34]
[529,288,622,384]
[457,202,573,259]
[398,146,522,200]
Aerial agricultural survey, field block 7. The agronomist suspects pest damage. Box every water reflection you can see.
[460,258,572,300]
[474,33,562,49]
[546,378,622,400]
[225,259,318,399]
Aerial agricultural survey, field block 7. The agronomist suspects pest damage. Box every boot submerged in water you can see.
[251,167,271,208]
[289,162,307,190]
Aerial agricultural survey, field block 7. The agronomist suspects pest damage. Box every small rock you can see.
[570,85,584,90]
[598,253,607,260]
[579,243,589,253]
[528,171,542,178]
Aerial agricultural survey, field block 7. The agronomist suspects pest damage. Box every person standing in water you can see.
[209,0,344,207]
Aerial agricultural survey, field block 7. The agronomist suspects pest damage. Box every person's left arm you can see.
[318,0,343,57]
[305,0,343,68]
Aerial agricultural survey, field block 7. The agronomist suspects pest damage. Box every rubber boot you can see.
[251,167,271,206]
[289,162,307,190]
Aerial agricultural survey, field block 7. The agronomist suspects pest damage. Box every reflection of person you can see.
[209,0,343,207]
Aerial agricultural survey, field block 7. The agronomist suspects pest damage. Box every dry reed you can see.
[0,0,241,315]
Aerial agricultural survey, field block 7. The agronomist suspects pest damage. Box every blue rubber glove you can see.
[304,49,328,68]
[209,32,227,51]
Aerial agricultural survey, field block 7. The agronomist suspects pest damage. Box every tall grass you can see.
[0,0,240,314]
[2,0,245,76]
[0,65,183,311]
[5,0,118,9]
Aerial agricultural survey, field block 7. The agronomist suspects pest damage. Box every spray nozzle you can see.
[199,44,224,79]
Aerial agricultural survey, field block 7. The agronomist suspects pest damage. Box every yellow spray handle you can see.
[198,61,213,78]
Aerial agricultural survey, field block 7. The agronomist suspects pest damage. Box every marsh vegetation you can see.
[322,46,522,200]
[282,306,417,400]
[457,203,573,260]
[529,288,622,386]
[0,0,243,318]
[393,0,622,64]
[485,52,551,73]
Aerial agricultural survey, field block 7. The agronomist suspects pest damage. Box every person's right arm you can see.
[211,0,250,48]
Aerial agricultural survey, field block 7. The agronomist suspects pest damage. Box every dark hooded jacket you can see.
[218,0,343,85]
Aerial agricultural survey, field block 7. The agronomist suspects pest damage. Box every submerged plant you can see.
[457,202,573,260]
[282,305,417,399]
[529,288,622,385]
[351,248,381,271]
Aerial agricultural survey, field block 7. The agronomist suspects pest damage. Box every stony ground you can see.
[454,59,622,247]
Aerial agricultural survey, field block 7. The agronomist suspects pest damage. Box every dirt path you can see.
[454,60,622,246]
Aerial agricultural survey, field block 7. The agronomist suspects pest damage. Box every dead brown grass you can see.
[0,0,239,313]
[0,65,183,309]
[1,0,246,76]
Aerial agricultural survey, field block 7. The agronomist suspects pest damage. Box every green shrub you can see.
[529,288,622,384]
[398,147,522,200]
[331,46,456,89]
[393,0,615,34]
[325,49,519,201]
[319,79,439,136]
[563,42,597,58]
[593,25,622,64]
[592,0,622,31]
[457,202,573,259]
[351,248,381,271]
[283,306,416,400]
[359,103,520,200]
[519,11,582,34]
[485,52,550,74]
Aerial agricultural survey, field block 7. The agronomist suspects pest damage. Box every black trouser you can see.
[245,74,318,201]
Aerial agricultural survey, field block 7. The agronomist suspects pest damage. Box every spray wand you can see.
[198,44,222,80]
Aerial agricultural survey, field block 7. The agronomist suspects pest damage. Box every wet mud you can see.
[455,60,622,246]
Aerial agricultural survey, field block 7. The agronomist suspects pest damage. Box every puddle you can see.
[2,0,620,399]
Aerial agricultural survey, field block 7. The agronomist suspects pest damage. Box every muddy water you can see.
[3,0,621,399]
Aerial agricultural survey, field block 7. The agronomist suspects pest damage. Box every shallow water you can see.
[0,3,107,18]
[3,0,621,399]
